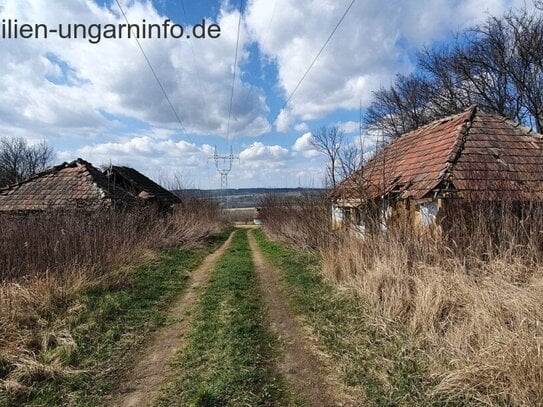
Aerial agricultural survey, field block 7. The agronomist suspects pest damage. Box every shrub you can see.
[259,194,331,249]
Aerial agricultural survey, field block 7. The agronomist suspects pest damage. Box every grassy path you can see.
[6,226,430,406]
[155,229,286,406]
[248,230,351,406]
[2,230,232,407]
[112,231,236,407]
[254,230,428,406]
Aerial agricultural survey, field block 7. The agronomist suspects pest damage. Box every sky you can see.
[0,0,531,189]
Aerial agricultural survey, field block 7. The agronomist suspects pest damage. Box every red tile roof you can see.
[0,159,136,212]
[333,106,543,202]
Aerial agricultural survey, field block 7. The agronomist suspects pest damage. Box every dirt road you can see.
[248,231,351,406]
[110,231,235,407]
[110,229,353,406]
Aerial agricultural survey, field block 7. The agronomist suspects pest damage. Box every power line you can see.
[180,0,206,109]
[211,0,243,198]
[257,0,357,143]
[260,0,279,48]
[225,0,244,148]
[281,0,357,113]
[114,0,188,137]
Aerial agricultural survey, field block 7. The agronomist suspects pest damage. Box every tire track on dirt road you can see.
[110,231,236,407]
[248,231,354,406]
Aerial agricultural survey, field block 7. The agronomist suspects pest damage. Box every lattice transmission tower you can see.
[210,146,239,209]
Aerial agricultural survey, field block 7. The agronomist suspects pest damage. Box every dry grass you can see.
[259,194,331,249]
[261,197,543,406]
[0,198,224,396]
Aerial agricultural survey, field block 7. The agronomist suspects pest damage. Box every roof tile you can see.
[333,106,543,202]
[0,159,137,212]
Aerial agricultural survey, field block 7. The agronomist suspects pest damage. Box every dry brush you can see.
[0,198,224,396]
[260,195,543,406]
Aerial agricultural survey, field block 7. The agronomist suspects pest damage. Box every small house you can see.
[331,106,543,231]
[0,158,136,213]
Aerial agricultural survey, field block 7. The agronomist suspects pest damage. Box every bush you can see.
[259,194,331,249]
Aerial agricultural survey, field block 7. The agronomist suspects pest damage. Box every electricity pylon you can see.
[210,146,238,209]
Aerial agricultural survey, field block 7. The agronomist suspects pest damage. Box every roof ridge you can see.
[394,105,477,140]
[491,112,543,140]
[332,104,543,202]
[0,160,73,192]
[0,158,103,192]
[347,106,476,184]
[331,106,479,198]
[368,106,476,159]
[426,105,478,194]
[447,105,478,167]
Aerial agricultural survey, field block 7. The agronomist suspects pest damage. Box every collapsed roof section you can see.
[104,165,180,207]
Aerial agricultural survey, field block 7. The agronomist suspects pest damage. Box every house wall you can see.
[332,197,445,233]
[331,204,344,229]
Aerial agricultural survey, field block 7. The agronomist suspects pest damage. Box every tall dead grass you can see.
[261,196,543,406]
[0,198,224,396]
[259,194,331,249]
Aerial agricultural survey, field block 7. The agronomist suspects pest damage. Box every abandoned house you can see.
[104,165,181,211]
[331,105,543,231]
[0,158,136,213]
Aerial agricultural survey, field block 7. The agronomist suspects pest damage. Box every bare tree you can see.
[0,137,55,187]
[366,4,543,137]
[502,10,543,132]
[365,73,435,139]
[461,21,520,118]
[418,46,474,117]
[338,142,364,180]
[310,126,346,188]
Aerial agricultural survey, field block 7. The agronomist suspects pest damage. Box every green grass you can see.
[3,229,232,407]
[254,230,433,406]
[156,229,286,407]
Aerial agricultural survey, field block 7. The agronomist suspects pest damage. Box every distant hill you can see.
[174,187,327,209]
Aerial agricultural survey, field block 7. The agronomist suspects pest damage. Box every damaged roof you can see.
[333,106,543,202]
[0,158,136,212]
[105,166,180,206]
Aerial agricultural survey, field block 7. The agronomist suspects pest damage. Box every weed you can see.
[259,195,543,406]
[254,230,432,406]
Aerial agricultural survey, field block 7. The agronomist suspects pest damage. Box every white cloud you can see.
[292,132,319,158]
[0,0,270,140]
[336,121,359,134]
[239,141,289,163]
[59,129,323,189]
[0,0,532,188]
[245,0,529,131]
[58,133,213,175]
[274,108,293,133]
[293,122,310,132]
